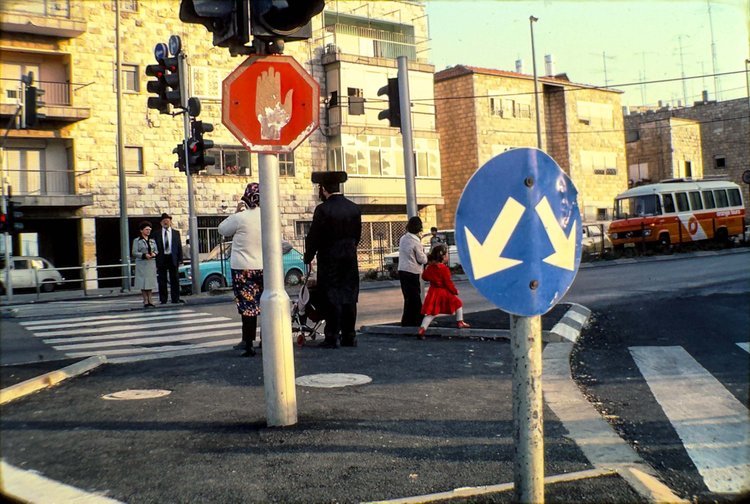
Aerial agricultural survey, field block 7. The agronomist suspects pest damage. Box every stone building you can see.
[624,98,750,212]
[433,65,629,228]
[0,0,441,288]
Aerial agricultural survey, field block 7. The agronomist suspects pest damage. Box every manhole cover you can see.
[295,373,372,388]
[102,389,172,400]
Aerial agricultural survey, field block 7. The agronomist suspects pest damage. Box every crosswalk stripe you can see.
[43,322,241,344]
[34,316,231,337]
[630,346,750,494]
[736,342,749,354]
[63,337,239,358]
[19,309,197,330]
[23,310,202,330]
[51,328,243,351]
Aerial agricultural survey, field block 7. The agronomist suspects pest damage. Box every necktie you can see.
[164,231,170,252]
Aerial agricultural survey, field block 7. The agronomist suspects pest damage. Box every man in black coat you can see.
[154,212,184,304]
[304,171,362,348]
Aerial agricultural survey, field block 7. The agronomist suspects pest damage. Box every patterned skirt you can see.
[231,269,264,317]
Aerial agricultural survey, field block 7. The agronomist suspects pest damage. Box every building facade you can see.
[434,65,629,228]
[0,0,440,287]
[624,98,750,212]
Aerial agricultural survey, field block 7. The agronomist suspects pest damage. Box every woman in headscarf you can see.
[218,182,263,357]
[132,221,158,308]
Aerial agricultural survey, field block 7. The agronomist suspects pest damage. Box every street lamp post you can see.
[530,16,542,150]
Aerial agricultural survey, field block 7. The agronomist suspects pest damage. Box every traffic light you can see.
[6,201,24,234]
[146,60,170,114]
[189,120,216,172]
[250,0,325,42]
[173,142,187,172]
[162,56,183,108]
[24,85,45,127]
[0,210,7,233]
[179,0,249,51]
[378,78,401,129]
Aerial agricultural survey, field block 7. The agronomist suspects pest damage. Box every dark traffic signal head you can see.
[180,0,249,52]
[377,78,401,129]
[0,210,7,233]
[24,85,46,128]
[192,121,215,171]
[5,201,24,234]
[162,56,183,108]
[146,61,170,114]
[173,142,187,172]
[250,0,325,42]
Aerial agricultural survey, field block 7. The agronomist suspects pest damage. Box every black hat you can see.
[311,171,347,185]
[160,213,172,221]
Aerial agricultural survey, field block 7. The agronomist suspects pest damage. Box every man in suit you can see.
[154,212,184,304]
[304,171,362,348]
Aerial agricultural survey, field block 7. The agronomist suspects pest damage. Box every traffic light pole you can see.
[2,192,12,301]
[177,52,202,296]
[397,56,418,220]
[258,153,297,427]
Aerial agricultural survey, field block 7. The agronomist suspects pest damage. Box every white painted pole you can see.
[511,313,544,503]
[258,153,297,427]
[397,56,417,219]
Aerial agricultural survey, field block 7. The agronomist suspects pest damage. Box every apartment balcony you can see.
[345,176,443,206]
[0,0,86,37]
[5,166,93,208]
[0,78,90,123]
[321,23,431,67]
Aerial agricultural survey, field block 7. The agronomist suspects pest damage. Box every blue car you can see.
[179,241,306,293]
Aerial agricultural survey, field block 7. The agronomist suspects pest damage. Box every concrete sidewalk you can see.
[0,304,684,503]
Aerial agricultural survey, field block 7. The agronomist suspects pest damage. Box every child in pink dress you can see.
[418,245,470,339]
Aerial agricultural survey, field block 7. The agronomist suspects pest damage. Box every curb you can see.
[359,324,563,343]
[0,355,106,405]
[0,459,122,504]
[542,305,688,503]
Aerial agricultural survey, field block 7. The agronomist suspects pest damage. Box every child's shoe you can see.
[457,321,471,329]
[417,327,426,340]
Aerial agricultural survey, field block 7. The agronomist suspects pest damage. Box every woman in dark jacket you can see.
[132,221,157,308]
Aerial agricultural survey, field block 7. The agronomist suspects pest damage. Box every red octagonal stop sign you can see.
[222,55,320,153]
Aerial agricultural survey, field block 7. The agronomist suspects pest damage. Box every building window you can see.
[684,160,692,178]
[5,148,42,195]
[338,134,439,178]
[714,156,726,169]
[347,87,364,115]
[577,101,613,128]
[114,64,139,92]
[279,152,295,176]
[190,66,222,99]
[582,150,617,176]
[124,146,143,174]
[204,147,251,176]
[295,221,312,238]
[113,0,138,12]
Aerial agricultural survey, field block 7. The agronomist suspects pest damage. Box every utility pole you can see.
[398,56,418,219]
[115,0,131,292]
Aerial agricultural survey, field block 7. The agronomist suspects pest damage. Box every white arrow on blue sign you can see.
[455,148,582,316]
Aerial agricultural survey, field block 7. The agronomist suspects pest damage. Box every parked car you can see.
[383,229,460,274]
[581,222,612,259]
[179,241,306,294]
[0,256,65,293]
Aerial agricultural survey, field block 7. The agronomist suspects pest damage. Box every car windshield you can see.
[205,243,231,262]
[614,195,661,219]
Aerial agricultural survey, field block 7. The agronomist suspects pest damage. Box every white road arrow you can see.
[535,196,577,271]
[465,197,524,280]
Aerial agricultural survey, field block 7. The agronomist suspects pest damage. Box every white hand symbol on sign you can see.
[255,67,293,140]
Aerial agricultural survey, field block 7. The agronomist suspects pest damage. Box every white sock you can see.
[456,307,464,322]
[420,315,435,329]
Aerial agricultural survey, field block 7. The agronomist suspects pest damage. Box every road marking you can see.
[43,321,240,344]
[52,328,242,350]
[19,310,196,330]
[33,315,230,337]
[630,345,750,494]
[64,337,238,358]
[736,342,749,354]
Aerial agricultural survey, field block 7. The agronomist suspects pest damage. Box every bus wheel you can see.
[658,233,672,254]
[715,228,730,248]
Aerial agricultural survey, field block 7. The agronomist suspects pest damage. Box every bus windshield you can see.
[614,195,661,219]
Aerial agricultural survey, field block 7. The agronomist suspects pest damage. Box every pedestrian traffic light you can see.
[0,210,7,233]
[173,142,187,172]
[377,78,401,129]
[163,56,183,108]
[6,201,24,234]
[146,60,170,114]
[179,0,249,51]
[189,120,215,172]
[249,0,325,42]
[24,85,46,128]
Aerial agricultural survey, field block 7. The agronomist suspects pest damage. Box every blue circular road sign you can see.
[455,148,582,316]
[154,43,168,62]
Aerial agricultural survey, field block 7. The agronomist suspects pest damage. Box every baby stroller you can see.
[291,272,325,346]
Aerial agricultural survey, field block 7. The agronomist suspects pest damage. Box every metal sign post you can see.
[455,148,582,504]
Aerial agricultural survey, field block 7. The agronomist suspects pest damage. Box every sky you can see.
[426,0,749,108]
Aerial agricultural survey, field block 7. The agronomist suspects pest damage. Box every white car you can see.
[0,256,65,293]
[384,229,460,274]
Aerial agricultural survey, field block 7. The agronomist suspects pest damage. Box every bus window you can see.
[713,189,729,208]
[688,191,703,210]
[728,188,742,207]
[675,192,689,212]
[662,194,675,213]
[702,190,715,209]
